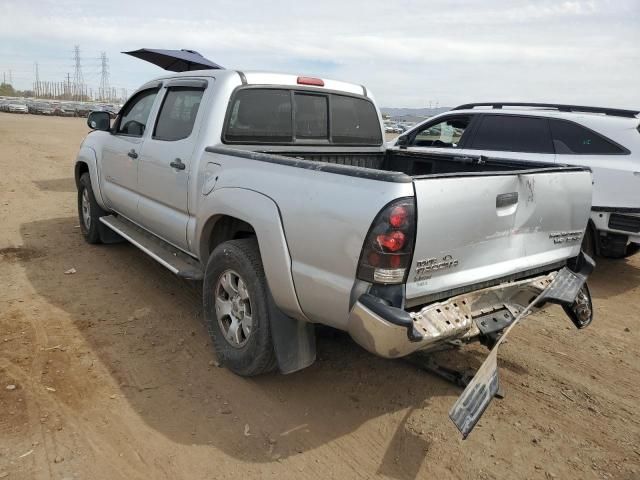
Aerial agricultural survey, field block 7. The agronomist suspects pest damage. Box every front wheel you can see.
[77,172,107,244]
[203,239,277,376]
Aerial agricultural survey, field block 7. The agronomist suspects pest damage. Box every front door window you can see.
[411,116,471,148]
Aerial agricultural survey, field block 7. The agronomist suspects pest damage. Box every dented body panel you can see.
[406,169,592,306]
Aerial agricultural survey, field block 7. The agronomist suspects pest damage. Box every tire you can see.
[203,238,277,376]
[599,232,628,259]
[77,172,106,244]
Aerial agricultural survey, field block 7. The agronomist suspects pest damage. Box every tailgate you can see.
[406,168,592,304]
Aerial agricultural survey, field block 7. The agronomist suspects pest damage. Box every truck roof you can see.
[143,69,368,97]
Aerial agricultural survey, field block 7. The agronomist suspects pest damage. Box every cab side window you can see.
[411,116,471,148]
[116,89,159,136]
[153,87,205,141]
[549,119,625,154]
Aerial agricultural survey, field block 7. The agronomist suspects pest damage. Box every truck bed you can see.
[271,150,573,177]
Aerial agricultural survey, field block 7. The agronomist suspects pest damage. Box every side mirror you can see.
[396,134,409,148]
[87,111,111,131]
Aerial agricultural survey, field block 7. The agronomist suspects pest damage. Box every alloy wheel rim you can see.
[81,189,91,230]
[215,269,253,348]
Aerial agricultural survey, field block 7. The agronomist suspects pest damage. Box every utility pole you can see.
[66,73,71,99]
[99,52,110,102]
[9,70,12,85]
[73,45,84,100]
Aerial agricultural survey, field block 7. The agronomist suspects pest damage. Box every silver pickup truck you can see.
[76,70,595,436]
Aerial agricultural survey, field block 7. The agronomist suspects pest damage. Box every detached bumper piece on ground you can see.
[449,252,595,438]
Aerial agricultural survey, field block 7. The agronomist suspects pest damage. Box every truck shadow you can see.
[16,216,608,479]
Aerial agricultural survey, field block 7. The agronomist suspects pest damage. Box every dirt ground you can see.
[0,112,639,480]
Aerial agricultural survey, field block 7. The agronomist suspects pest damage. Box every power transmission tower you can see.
[99,52,110,102]
[73,45,84,101]
[34,62,40,97]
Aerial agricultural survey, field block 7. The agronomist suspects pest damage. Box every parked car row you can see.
[0,99,29,114]
[384,122,409,133]
[0,97,120,118]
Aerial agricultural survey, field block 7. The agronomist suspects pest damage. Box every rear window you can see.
[549,119,626,154]
[225,89,293,143]
[224,88,382,145]
[294,93,328,140]
[471,115,554,154]
[331,95,382,144]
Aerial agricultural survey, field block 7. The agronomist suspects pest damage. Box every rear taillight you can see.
[357,198,416,284]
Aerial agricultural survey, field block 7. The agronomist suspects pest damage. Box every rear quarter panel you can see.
[194,152,414,329]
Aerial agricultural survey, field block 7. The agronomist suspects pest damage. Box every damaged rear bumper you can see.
[347,253,595,359]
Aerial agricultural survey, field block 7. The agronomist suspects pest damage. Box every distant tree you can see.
[0,82,16,96]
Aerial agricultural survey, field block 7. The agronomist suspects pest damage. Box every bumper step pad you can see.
[448,253,595,439]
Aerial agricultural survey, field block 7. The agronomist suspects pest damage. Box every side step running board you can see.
[99,215,204,280]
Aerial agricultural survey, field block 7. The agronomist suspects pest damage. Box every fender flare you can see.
[195,187,305,319]
[74,145,109,211]
[195,187,316,373]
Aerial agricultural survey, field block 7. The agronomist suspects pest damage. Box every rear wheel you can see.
[599,232,628,259]
[203,239,277,376]
[77,172,106,244]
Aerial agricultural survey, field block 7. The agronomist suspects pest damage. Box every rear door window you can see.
[153,87,204,141]
[471,115,554,153]
[411,116,471,148]
[549,119,626,154]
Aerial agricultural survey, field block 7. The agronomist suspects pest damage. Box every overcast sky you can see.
[1,0,638,108]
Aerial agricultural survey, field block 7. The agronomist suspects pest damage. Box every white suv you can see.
[395,103,640,258]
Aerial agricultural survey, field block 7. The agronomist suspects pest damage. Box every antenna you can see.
[99,52,110,102]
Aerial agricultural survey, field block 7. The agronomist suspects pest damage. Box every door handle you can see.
[127,149,138,159]
[170,158,186,170]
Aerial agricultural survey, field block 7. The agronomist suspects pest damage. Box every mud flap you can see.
[267,291,316,374]
[449,254,594,439]
[98,221,124,244]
